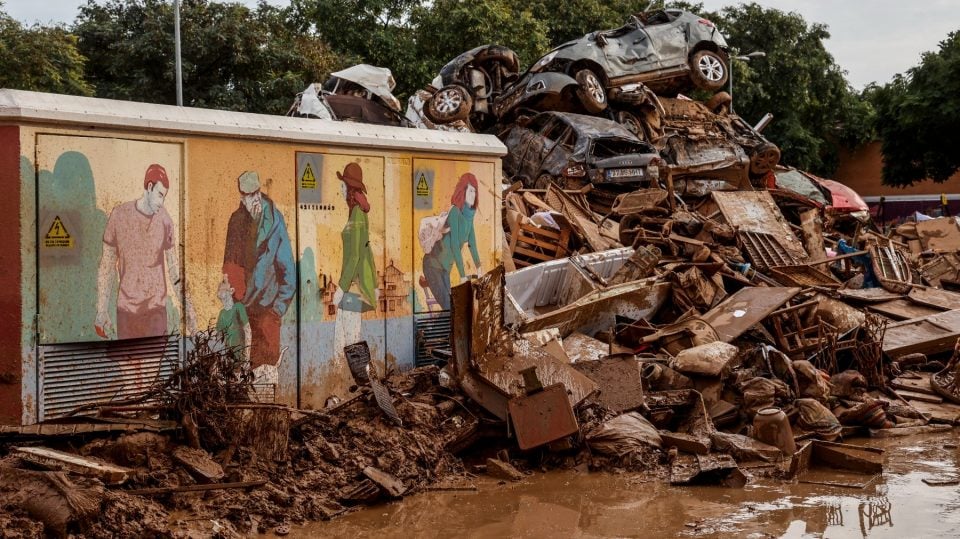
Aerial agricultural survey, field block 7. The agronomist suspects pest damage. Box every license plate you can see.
[607,168,642,179]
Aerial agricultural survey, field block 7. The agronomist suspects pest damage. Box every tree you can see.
[74,0,342,114]
[712,3,872,175]
[872,31,960,187]
[0,2,93,95]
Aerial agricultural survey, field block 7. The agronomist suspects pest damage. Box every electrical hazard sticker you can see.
[301,162,317,189]
[44,216,74,248]
[415,173,430,197]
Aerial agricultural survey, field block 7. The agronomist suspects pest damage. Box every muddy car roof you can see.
[542,111,642,140]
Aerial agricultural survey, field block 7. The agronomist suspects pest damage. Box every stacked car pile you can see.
[288,6,960,496]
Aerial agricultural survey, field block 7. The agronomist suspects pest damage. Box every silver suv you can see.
[528,9,730,113]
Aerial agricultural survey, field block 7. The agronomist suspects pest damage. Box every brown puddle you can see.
[291,432,960,538]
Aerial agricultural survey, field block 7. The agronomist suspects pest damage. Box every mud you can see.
[305,431,960,538]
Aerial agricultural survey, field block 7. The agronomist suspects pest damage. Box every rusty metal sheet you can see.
[916,217,960,252]
[476,335,598,405]
[572,356,645,413]
[508,384,579,450]
[883,309,960,357]
[714,191,807,258]
[700,286,801,343]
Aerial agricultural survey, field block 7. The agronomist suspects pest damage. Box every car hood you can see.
[815,178,870,213]
[329,64,402,112]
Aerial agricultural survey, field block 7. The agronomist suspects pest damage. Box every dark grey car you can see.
[528,9,729,113]
[502,111,661,189]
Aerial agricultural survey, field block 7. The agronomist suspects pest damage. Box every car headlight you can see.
[532,51,559,72]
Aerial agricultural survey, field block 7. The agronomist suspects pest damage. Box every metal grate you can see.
[39,335,180,420]
[739,231,803,270]
[414,311,451,367]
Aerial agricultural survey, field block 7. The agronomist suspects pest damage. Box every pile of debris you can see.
[0,334,481,536]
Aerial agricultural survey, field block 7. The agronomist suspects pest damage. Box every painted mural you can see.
[36,135,185,344]
[412,159,496,313]
[31,132,498,411]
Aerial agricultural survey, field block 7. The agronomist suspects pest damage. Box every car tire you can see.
[749,142,781,176]
[424,85,473,124]
[689,50,728,92]
[534,173,556,189]
[616,110,645,140]
[575,69,608,113]
[706,91,732,114]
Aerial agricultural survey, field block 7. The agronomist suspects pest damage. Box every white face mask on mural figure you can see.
[466,184,477,208]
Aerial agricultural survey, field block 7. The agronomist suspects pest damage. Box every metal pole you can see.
[728,59,734,114]
[174,0,183,106]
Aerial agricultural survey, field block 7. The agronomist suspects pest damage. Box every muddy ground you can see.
[300,431,960,539]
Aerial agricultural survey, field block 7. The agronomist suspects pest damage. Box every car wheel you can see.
[749,142,781,175]
[575,69,608,113]
[534,173,555,189]
[424,85,473,124]
[616,110,645,140]
[689,50,728,92]
[706,91,732,114]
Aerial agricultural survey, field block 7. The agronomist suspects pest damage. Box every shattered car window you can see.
[591,138,655,159]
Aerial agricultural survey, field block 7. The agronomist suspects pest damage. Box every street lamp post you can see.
[728,50,765,114]
[174,0,183,106]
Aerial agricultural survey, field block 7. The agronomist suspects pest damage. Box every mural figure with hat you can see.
[223,170,295,369]
[95,163,195,339]
[332,162,378,356]
[420,172,482,310]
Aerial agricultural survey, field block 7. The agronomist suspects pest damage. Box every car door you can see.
[642,19,688,69]
[601,26,655,75]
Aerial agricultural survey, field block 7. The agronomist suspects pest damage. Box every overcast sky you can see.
[5,0,957,89]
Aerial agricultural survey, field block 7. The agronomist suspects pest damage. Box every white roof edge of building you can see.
[0,89,507,157]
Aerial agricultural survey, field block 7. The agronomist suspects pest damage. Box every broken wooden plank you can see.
[922,477,960,486]
[172,446,225,484]
[700,286,801,343]
[895,389,943,404]
[891,373,938,396]
[883,309,960,357]
[363,466,407,497]
[659,431,710,455]
[869,424,953,437]
[811,440,884,474]
[909,287,960,311]
[799,475,879,489]
[904,399,960,425]
[125,480,267,496]
[14,446,132,485]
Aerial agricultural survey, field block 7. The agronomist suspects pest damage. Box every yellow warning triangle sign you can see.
[416,173,429,197]
[46,216,70,239]
[44,215,74,248]
[301,163,317,189]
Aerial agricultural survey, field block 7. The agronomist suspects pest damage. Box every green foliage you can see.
[871,31,960,186]
[0,3,93,95]
[712,3,872,175]
[74,0,342,114]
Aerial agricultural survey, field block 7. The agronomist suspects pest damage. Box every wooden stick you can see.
[123,479,267,496]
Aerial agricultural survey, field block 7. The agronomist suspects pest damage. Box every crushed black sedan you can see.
[422,44,520,130]
[527,9,729,113]
[501,111,662,190]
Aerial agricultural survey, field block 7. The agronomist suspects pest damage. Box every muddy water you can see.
[297,432,960,538]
